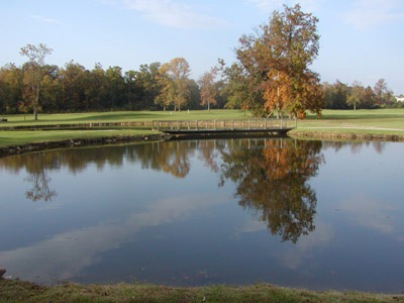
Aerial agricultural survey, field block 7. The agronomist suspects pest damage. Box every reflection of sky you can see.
[1,141,404,292]
[0,193,228,283]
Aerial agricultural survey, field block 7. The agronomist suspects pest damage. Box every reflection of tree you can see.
[322,141,386,154]
[0,138,324,227]
[22,153,57,202]
[25,172,56,202]
[219,139,324,243]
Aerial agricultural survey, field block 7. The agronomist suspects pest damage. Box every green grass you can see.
[0,280,401,303]
[0,129,159,147]
[1,110,251,126]
[291,109,404,138]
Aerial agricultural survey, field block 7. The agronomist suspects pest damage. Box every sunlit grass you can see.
[1,110,250,126]
[0,129,159,147]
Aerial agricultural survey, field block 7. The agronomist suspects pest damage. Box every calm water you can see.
[0,138,403,292]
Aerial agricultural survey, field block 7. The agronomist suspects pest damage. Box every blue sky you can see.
[1,0,403,94]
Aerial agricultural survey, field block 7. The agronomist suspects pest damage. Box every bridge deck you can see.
[152,119,295,138]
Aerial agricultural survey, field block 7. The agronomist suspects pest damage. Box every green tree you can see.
[323,80,350,109]
[347,81,363,110]
[133,62,162,110]
[0,64,24,114]
[59,61,87,111]
[20,43,53,120]
[219,62,250,110]
[236,4,323,118]
[105,66,126,109]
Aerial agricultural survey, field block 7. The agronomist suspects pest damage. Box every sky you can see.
[1,0,403,95]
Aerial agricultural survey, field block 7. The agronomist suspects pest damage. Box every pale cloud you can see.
[246,0,322,12]
[30,14,61,24]
[340,194,397,234]
[239,218,267,233]
[276,221,333,270]
[343,0,404,30]
[122,0,229,29]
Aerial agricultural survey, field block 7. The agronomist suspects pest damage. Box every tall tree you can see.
[236,4,323,118]
[373,78,394,105]
[20,43,53,120]
[347,81,363,110]
[0,64,24,114]
[156,57,191,111]
[134,62,162,110]
[198,66,218,112]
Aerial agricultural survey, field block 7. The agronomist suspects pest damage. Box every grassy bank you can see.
[289,108,404,140]
[0,279,402,303]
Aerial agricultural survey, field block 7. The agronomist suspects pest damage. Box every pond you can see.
[0,138,403,293]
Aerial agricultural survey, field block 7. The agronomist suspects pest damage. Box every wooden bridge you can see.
[152,119,296,138]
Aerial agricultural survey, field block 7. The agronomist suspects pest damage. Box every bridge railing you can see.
[152,119,296,131]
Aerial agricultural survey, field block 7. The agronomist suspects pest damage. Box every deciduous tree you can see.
[20,43,53,120]
[156,57,191,111]
[198,66,218,112]
[236,4,323,118]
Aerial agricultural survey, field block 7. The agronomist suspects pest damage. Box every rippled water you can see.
[0,138,403,292]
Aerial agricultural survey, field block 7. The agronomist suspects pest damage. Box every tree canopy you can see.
[235,4,323,118]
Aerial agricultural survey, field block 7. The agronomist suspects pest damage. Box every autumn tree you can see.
[198,66,218,112]
[20,43,53,120]
[156,57,191,111]
[236,4,323,118]
[263,70,291,117]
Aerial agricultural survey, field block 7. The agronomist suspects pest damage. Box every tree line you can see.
[0,5,400,119]
[323,79,398,110]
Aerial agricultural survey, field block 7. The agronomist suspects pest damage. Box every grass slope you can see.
[0,280,402,303]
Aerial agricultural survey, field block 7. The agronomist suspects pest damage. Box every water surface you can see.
[0,138,403,292]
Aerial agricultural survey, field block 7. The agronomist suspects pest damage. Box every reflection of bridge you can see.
[152,119,296,138]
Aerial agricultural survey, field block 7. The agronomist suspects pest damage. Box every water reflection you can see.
[1,139,403,291]
[1,139,323,243]
[218,140,324,243]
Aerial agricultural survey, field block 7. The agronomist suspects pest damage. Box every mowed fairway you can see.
[294,109,404,136]
[1,109,404,147]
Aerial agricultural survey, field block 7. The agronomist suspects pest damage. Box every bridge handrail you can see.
[152,118,296,131]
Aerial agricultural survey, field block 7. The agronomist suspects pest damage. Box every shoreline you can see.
[1,129,404,158]
[0,133,167,158]
[288,130,404,142]
[0,279,402,303]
